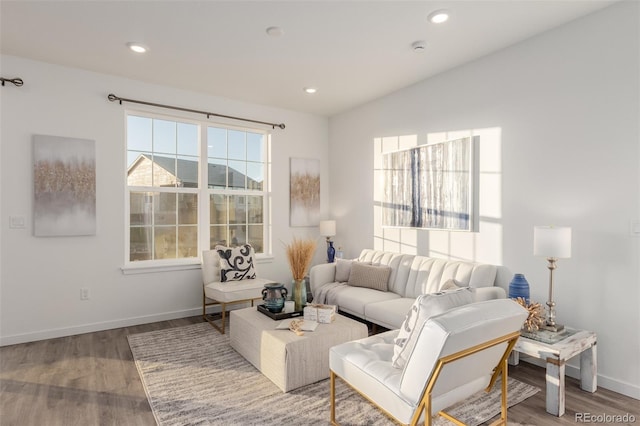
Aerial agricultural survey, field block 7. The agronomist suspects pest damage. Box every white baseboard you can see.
[0,307,204,347]
[519,355,640,400]
[0,302,251,347]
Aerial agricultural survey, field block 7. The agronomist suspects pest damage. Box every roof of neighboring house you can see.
[128,154,260,188]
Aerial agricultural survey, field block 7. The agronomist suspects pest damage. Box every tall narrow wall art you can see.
[33,135,96,236]
[289,158,320,227]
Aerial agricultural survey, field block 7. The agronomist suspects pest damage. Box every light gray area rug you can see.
[128,322,539,426]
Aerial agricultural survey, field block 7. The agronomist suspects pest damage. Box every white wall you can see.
[0,55,329,345]
[329,2,639,398]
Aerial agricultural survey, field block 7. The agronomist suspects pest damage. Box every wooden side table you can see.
[509,328,597,416]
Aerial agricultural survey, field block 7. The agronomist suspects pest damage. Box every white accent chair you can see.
[201,248,275,334]
[329,299,528,426]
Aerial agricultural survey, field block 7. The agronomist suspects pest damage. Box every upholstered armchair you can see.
[329,298,528,426]
[201,245,275,334]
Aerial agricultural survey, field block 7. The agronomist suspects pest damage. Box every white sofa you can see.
[310,249,512,329]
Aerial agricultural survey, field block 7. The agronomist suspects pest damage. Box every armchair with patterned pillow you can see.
[201,244,275,334]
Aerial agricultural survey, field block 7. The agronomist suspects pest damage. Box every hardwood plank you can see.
[1,317,638,426]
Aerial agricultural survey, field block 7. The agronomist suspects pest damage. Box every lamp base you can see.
[540,322,565,333]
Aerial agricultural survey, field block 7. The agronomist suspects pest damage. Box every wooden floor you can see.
[1,316,638,426]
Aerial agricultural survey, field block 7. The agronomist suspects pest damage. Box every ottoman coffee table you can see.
[230,306,368,392]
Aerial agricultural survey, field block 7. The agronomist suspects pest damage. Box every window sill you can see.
[121,253,274,275]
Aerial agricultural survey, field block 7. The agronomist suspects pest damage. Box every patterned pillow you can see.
[216,244,256,282]
[347,262,391,291]
[392,288,473,369]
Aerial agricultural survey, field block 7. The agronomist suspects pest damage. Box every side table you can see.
[509,328,597,416]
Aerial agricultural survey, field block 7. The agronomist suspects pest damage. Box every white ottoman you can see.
[230,307,368,392]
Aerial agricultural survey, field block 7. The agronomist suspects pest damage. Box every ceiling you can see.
[1,1,616,117]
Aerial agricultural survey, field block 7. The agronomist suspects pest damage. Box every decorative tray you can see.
[257,304,303,320]
[520,328,578,344]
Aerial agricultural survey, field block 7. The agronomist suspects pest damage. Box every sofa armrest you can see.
[309,263,337,296]
[473,286,506,302]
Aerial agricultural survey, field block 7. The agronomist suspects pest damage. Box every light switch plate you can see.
[9,216,25,229]
[631,220,640,237]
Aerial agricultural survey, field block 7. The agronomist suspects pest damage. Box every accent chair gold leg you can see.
[330,371,338,426]
[487,359,509,426]
[501,358,508,425]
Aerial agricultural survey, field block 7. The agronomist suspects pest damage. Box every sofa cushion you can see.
[347,262,391,291]
[332,286,400,317]
[335,259,354,282]
[204,277,273,303]
[364,297,415,330]
[392,288,473,369]
[216,244,256,282]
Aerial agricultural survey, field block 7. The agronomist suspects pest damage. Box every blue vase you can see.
[327,241,336,263]
[509,274,530,304]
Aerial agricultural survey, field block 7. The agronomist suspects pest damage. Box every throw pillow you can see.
[440,278,464,291]
[216,244,256,282]
[392,288,473,369]
[334,259,354,282]
[347,262,391,291]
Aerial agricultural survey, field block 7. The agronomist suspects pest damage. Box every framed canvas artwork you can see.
[33,134,96,236]
[382,136,477,231]
[289,157,320,227]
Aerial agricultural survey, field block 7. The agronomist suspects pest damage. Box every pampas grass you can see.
[285,237,318,280]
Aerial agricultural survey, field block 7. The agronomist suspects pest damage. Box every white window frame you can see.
[122,109,271,274]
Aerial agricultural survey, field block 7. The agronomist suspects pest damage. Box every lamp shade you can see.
[534,226,571,258]
[319,220,336,237]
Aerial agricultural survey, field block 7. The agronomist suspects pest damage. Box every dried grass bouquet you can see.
[285,237,318,281]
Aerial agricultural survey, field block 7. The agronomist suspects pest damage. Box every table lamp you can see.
[320,220,336,263]
[534,225,572,332]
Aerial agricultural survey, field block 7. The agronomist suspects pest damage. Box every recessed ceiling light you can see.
[428,10,449,24]
[127,42,148,53]
[266,26,284,37]
[304,87,317,94]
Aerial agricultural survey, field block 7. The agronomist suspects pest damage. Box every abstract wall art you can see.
[382,136,477,231]
[289,157,320,227]
[33,135,96,236]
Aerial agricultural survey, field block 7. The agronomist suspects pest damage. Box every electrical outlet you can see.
[80,288,90,300]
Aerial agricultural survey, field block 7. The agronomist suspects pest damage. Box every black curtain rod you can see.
[107,93,285,129]
[1,77,24,87]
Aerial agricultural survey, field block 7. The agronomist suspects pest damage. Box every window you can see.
[126,112,269,264]
[206,127,266,252]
